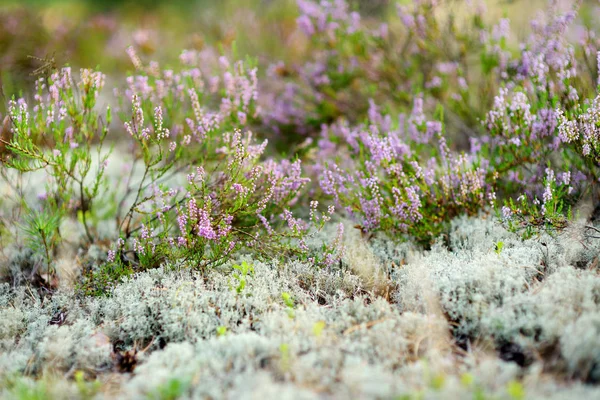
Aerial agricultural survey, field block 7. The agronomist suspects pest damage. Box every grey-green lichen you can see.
[1,215,600,399]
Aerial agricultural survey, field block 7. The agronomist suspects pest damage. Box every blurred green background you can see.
[0,0,300,96]
[0,0,586,101]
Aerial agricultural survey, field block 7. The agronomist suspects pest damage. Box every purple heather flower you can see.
[560,171,571,186]
[238,111,247,125]
[297,15,315,36]
[597,51,600,83]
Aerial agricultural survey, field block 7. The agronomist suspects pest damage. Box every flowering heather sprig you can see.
[557,93,600,163]
[518,4,578,92]
[296,0,357,39]
[318,101,493,245]
[481,83,583,201]
[485,78,600,237]
[117,49,259,151]
[118,126,338,270]
[597,50,600,85]
[108,51,341,272]
[501,167,572,238]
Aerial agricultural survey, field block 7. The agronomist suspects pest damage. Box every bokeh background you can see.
[0,0,572,99]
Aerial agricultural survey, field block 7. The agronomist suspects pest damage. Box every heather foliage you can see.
[318,101,492,244]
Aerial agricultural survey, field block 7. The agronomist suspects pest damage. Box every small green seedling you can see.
[312,320,326,337]
[149,377,189,400]
[74,371,100,399]
[279,343,290,371]
[281,292,294,308]
[216,326,227,337]
[507,380,525,400]
[232,261,254,295]
[281,292,295,318]
[494,241,504,254]
[460,373,474,387]
[430,373,445,390]
[21,208,62,274]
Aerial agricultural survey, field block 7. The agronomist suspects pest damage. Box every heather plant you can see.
[261,0,515,138]
[495,1,599,99]
[262,0,600,198]
[106,49,342,275]
[102,103,341,280]
[445,1,600,238]
[478,3,591,180]
[0,67,111,275]
[318,100,493,245]
[231,261,254,295]
[1,49,344,295]
[491,70,600,237]
[500,168,574,238]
